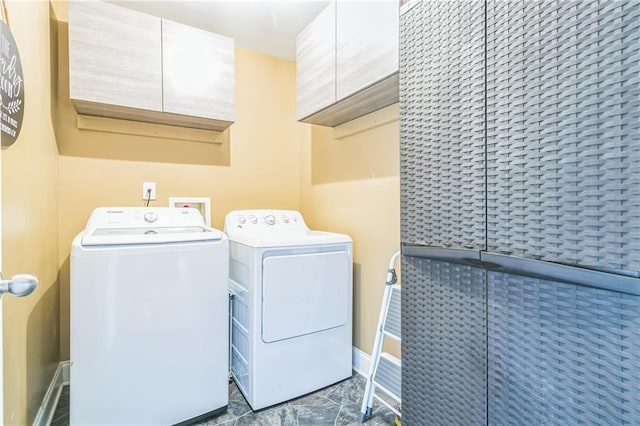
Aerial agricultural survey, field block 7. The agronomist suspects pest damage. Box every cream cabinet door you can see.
[336,0,399,100]
[296,1,336,120]
[68,1,163,112]
[162,20,235,122]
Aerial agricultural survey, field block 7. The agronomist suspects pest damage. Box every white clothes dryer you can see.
[71,207,229,425]
[224,210,353,410]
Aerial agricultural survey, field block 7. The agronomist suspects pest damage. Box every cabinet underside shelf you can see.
[72,99,233,132]
[300,73,399,127]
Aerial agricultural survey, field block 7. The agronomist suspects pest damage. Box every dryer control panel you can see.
[224,210,308,235]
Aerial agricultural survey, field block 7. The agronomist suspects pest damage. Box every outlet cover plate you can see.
[142,182,156,200]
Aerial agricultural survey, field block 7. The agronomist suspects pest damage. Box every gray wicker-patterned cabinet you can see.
[401,0,640,425]
[296,0,399,127]
[400,1,488,423]
[401,0,640,270]
[402,256,487,426]
[488,271,640,425]
[486,0,640,273]
[68,1,235,131]
[296,1,336,122]
[399,0,486,250]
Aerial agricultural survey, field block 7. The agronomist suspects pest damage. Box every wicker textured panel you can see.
[488,272,640,425]
[402,256,487,425]
[400,0,486,249]
[486,0,640,272]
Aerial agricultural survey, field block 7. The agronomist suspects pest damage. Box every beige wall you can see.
[299,105,401,357]
[2,1,61,424]
[54,0,400,359]
[52,2,301,360]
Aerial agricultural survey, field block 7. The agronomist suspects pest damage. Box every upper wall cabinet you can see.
[296,1,336,121]
[162,20,234,125]
[296,0,399,127]
[68,1,235,131]
[336,1,398,100]
[68,1,163,112]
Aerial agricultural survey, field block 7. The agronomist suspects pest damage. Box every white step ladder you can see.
[359,251,401,423]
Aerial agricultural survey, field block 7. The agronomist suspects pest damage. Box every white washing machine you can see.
[71,207,229,425]
[224,209,353,410]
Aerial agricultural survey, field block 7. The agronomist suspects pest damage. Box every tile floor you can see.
[51,373,396,425]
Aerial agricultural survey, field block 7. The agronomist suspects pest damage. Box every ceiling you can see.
[108,0,332,61]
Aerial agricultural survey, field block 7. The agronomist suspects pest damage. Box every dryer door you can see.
[262,250,350,343]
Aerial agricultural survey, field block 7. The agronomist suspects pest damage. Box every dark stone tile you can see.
[288,392,336,407]
[235,406,297,426]
[349,373,366,387]
[371,405,396,425]
[198,420,236,426]
[227,394,252,417]
[326,375,366,405]
[55,372,377,426]
[297,404,342,425]
[229,382,246,403]
[335,402,361,425]
[336,402,396,426]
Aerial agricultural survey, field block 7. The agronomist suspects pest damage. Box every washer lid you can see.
[81,207,223,246]
[82,226,223,246]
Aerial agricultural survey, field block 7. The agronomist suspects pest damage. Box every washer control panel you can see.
[86,207,206,229]
[224,210,307,234]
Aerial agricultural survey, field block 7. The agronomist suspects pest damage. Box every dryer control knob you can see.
[249,215,258,224]
[238,216,246,224]
[282,216,289,223]
[144,211,158,223]
[264,215,276,225]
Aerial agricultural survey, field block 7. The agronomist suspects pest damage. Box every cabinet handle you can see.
[401,245,640,295]
[481,252,640,296]
[402,244,485,267]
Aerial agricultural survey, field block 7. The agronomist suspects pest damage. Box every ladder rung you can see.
[382,330,401,341]
[382,286,401,339]
[373,352,401,401]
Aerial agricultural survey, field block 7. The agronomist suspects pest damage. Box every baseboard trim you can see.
[352,346,371,377]
[33,361,70,426]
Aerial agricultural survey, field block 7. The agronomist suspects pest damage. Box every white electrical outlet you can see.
[142,182,156,201]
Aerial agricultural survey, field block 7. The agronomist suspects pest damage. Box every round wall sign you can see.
[1,20,24,147]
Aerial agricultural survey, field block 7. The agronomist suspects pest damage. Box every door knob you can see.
[0,273,38,297]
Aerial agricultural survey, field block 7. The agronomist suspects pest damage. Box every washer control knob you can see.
[238,216,246,224]
[144,211,158,223]
[264,215,276,225]
[249,215,258,224]
[282,215,289,224]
